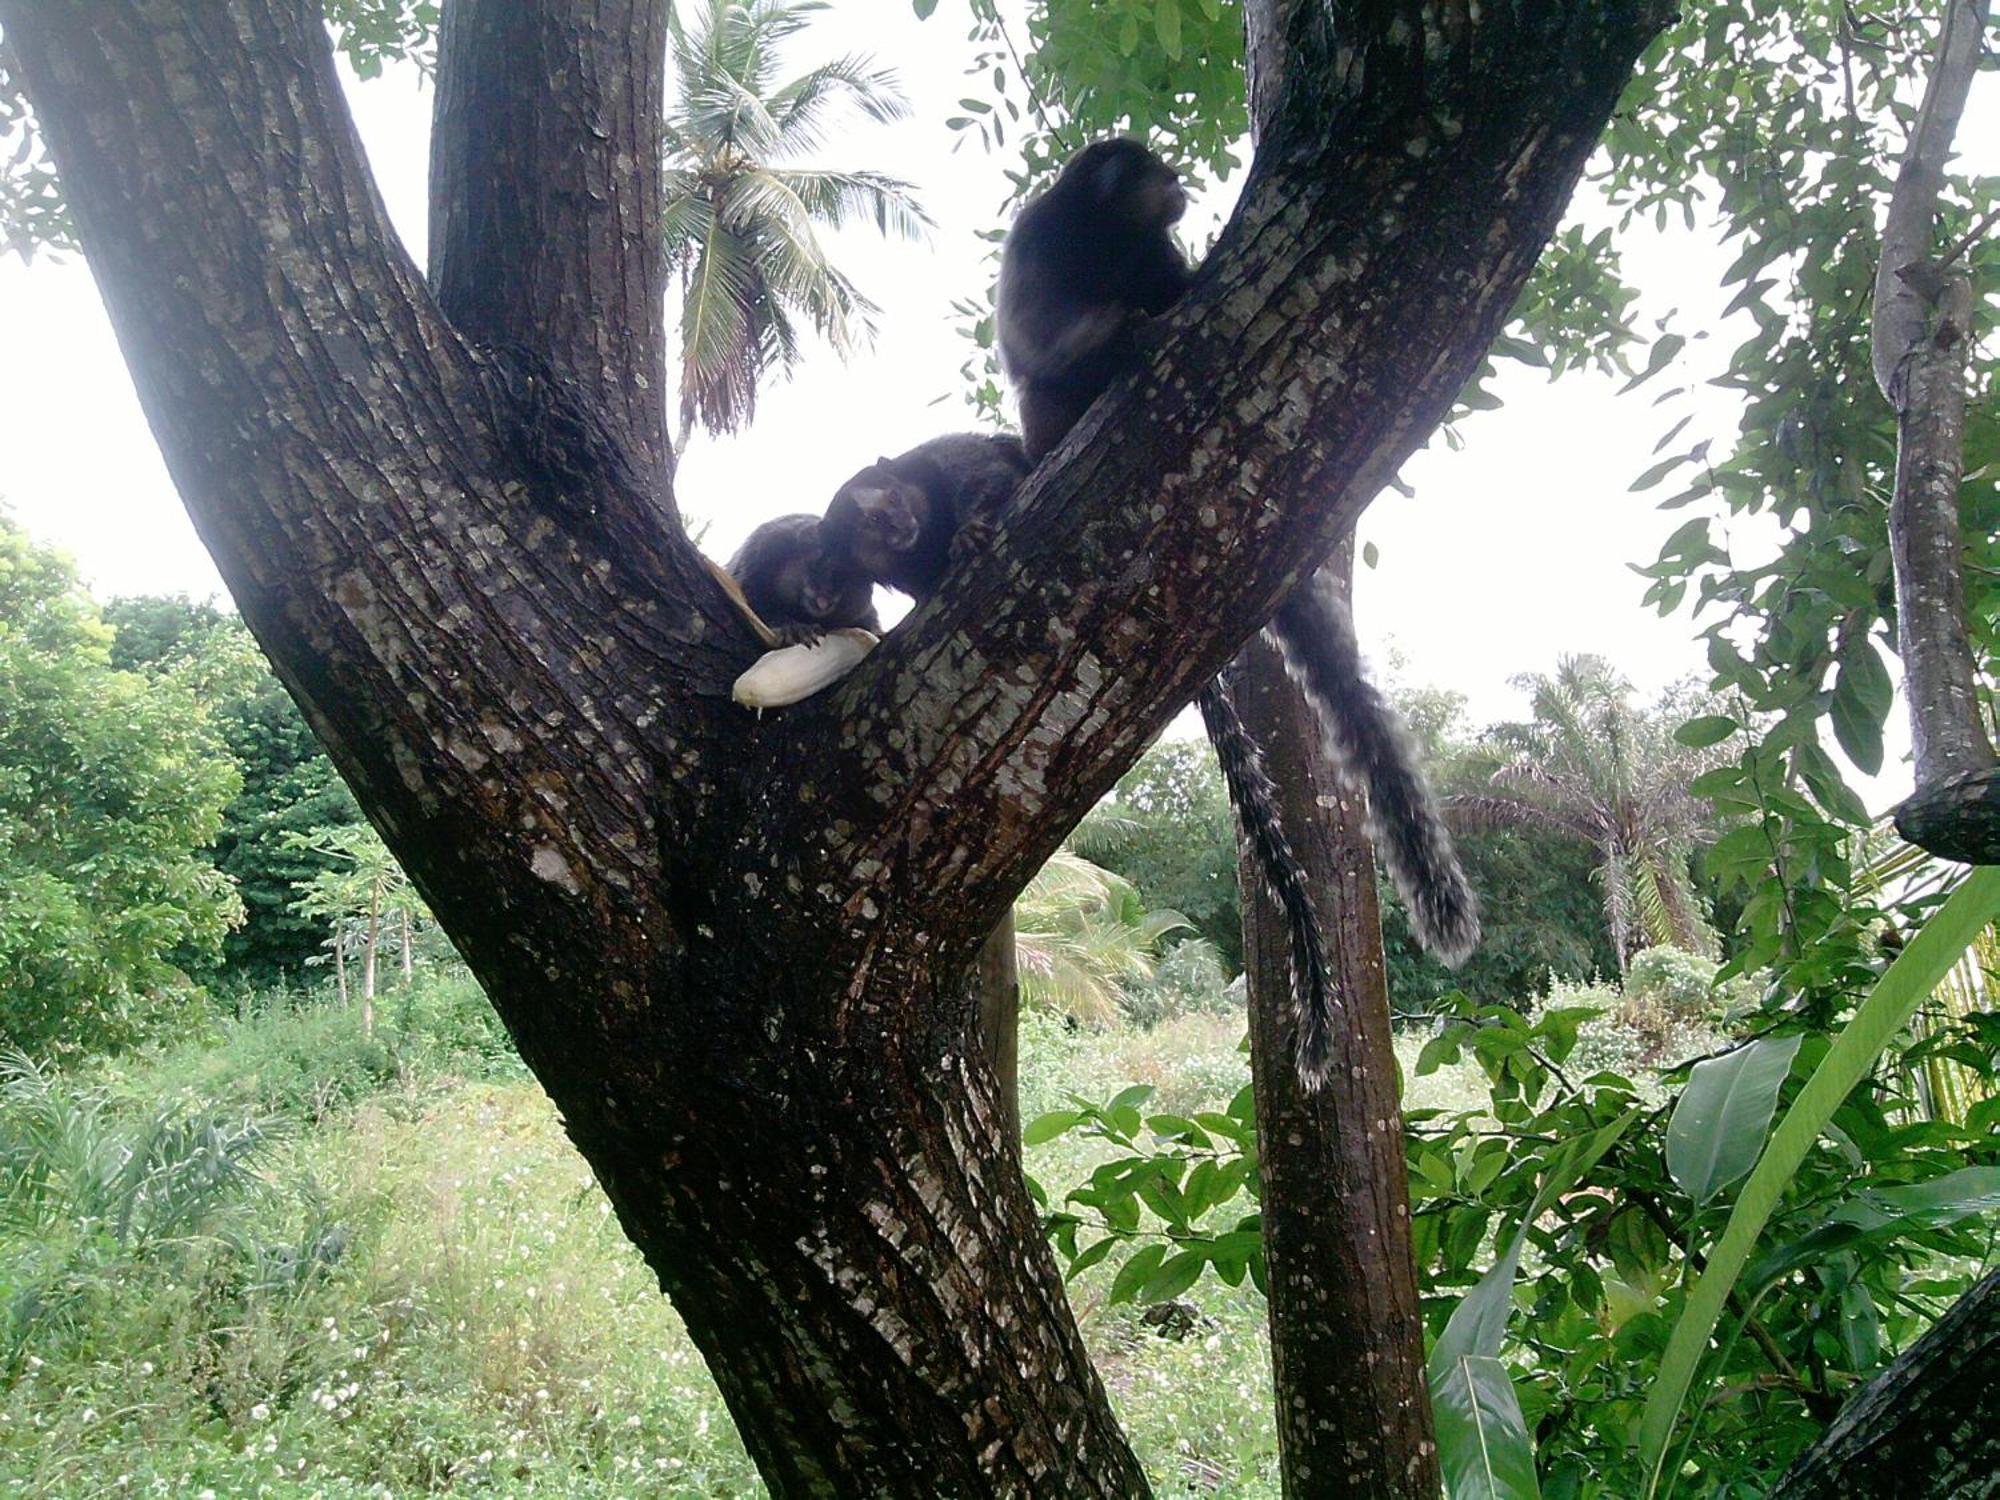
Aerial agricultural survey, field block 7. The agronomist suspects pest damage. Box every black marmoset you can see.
[726,514,879,648]
[820,432,1031,600]
[997,138,1194,462]
[995,138,1478,1088]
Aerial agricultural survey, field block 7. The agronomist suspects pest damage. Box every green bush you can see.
[94,968,522,1124]
[1119,936,1237,1030]
[1623,944,1756,1024]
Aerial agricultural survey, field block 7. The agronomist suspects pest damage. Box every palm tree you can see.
[663,0,932,444]
[1013,850,1190,1028]
[1450,655,1721,972]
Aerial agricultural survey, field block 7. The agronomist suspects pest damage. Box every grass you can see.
[0,981,1504,1497]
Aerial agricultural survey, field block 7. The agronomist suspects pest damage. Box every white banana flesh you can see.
[731,629,878,711]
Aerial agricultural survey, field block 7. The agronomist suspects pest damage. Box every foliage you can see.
[1083,738,1246,968]
[662,0,932,439]
[1013,849,1190,1027]
[0,522,241,1058]
[1637,867,2000,1495]
[285,819,430,1008]
[93,969,522,1127]
[104,595,363,984]
[1450,657,1728,971]
[0,994,1283,1497]
[1090,730,1621,1013]
[1120,935,1235,1030]
[1026,917,2000,1495]
[1603,1,1999,1020]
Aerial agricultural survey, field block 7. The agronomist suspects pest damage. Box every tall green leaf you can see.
[1637,867,2000,1496]
[1434,1355,1541,1500]
[1665,1034,1803,1204]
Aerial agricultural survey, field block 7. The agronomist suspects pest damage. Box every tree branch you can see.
[782,1,1677,982]
[1868,0,1997,860]
[429,0,676,500]
[1871,0,1989,405]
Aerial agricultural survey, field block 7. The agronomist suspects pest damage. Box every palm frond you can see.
[771,167,932,241]
[769,54,911,154]
[660,187,717,270]
[1443,793,1599,842]
[676,221,762,435]
[1068,802,1144,861]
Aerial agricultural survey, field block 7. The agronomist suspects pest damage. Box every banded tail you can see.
[1270,569,1480,965]
[1198,676,1339,1089]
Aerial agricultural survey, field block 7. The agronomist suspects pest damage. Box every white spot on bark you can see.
[529,846,580,894]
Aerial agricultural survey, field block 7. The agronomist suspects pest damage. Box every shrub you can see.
[1120,936,1237,1029]
[1623,944,1757,1025]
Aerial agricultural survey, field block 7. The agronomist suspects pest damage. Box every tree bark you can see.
[1870,0,1997,864]
[1231,41,1439,1495]
[1773,1267,2000,1498]
[1233,545,1439,1499]
[0,1,1674,1492]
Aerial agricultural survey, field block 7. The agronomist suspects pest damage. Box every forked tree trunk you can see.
[2,1,1673,1491]
[1232,546,1438,1498]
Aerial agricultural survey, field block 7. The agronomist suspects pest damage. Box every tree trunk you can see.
[361,876,380,1039]
[975,914,1021,1145]
[332,924,348,1008]
[1773,1267,2000,1498]
[400,906,414,984]
[1,1,1674,1491]
[1232,546,1439,1498]
[1870,0,1998,865]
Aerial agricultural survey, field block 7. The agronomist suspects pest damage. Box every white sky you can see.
[3,11,1990,805]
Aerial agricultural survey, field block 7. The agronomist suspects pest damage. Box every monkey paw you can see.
[773,624,827,649]
[949,513,998,567]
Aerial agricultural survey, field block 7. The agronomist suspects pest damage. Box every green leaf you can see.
[1619,333,1685,393]
[1674,715,1739,748]
[1154,0,1183,59]
[1107,1242,1167,1306]
[1829,640,1893,777]
[1666,1034,1804,1204]
[1065,1236,1118,1280]
[1629,452,1692,492]
[911,0,939,15]
[1433,1356,1541,1500]
[1636,868,2000,1496]
[1023,1110,1084,1146]
[1141,1248,1205,1303]
[1746,1166,2000,1291]
[1429,1110,1637,1378]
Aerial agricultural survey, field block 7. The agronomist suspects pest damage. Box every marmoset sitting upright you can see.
[995,137,1479,1087]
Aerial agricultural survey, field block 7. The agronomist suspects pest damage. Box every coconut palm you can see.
[663,0,932,444]
[1450,655,1721,971]
[1013,850,1190,1028]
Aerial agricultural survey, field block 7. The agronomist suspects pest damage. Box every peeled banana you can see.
[731,629,879,711]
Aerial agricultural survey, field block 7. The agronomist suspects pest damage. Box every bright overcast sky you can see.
[2,11,1992,806]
